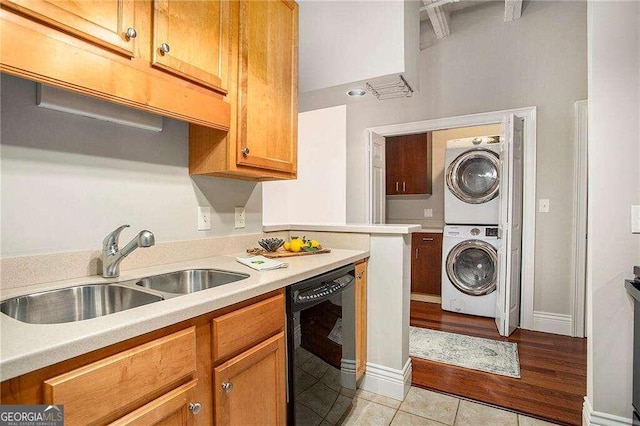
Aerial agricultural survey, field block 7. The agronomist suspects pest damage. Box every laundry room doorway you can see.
[366,107,535,336]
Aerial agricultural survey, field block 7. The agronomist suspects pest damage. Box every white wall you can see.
[262,105,347,225]
[0,75,262,257]
[586,0,640,420]
[301,0,587,316]
[298,1,407,93]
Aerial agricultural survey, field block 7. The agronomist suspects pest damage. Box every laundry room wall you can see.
[300,0,587,317]
[386,123,502,228]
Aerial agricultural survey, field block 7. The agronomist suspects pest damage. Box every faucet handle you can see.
[103,225,130,252]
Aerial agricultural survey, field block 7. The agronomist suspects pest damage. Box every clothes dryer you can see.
[444,135,501,225]
[441,225,498,318]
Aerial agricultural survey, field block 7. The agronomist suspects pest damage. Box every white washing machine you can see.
[444,135,501,225]
[441,225,498,318]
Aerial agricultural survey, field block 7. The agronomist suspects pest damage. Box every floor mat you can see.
[409,327,521,378]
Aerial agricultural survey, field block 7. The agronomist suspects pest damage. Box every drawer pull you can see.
[415,248,418,259]
[189,402,202,415]
[395,182,399,192]
[125,27,137,40]
[160,43,170,54]
[242,147,250,156]
[222,382,233,393]
[422,238,434,242]
[403,182,406,192]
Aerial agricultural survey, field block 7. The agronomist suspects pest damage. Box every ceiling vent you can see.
[366,75,414,101]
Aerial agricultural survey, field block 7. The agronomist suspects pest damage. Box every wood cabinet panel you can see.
[1,0,136,57]
[411,233,443,296]
[189,0,298,181]
[213,332,287,426]
[43,327,196,425]
[236,0,297,174]
[386,133,433,195]
[355,260,368,382]
[109,379,198,426]
[152,0,226,91]
[212,294,284,362]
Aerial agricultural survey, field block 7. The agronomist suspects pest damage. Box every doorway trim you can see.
[365,106,537,330]
[571,100,588,338]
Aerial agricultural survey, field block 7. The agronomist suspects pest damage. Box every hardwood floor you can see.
[410,301,587,426]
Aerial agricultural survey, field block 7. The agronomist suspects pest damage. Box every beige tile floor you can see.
[339,387,560,426]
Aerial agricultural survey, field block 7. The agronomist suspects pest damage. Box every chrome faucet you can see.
[102,225,155,278]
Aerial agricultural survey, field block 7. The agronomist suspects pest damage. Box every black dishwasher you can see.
[625,265,640,425]
[286,264,356,425]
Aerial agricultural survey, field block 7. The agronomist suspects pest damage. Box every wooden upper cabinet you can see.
[189,0,298,181]
[152,0,227,92]
[0,0,230,129]
[1,0,137,57]
[385,132,433,195]
[236,0,297,174]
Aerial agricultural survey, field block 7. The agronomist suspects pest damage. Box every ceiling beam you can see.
[504,0,523,22]
[421,0,451,39]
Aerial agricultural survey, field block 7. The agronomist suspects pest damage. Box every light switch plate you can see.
[197,206,211,231]
[235,207,246,229]
[632,205,640,233]
[539,199,550,213]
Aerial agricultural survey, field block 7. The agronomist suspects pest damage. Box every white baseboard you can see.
[532,311,573,336]
[359,359,412,401]
[583,397,634,425]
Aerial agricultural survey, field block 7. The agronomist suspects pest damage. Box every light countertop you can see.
[0,248,368,381]
[263,223,421,234]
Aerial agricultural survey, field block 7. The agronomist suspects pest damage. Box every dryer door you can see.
[446,149,499,204]
[446,240,498,296]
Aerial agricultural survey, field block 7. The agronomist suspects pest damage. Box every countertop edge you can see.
[263,223,422,234]
[0,249,369,381]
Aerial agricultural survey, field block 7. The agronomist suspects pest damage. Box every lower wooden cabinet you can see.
[1,262,367,426]
[411,233,443,297]
[213,333,286,426]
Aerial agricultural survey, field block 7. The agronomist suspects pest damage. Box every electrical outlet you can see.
[424,208,433,218]
[197,206,211,230]
[235,207,246,229]
[539,199,550,213]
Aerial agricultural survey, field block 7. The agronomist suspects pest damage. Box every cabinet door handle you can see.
[242,147,250,156]
[395,182,399,192]
[189,402,202,415]
[125,27,137,40]
[415,248,418,259]
[160,42,170,54]
[422,238,434,242]
[357,272,363,279]
[222,382,233,393]
[403,182,406,192]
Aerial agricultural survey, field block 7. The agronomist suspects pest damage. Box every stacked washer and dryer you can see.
[442,136,501,318]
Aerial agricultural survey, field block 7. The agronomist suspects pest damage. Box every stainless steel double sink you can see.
[0,269,249,325]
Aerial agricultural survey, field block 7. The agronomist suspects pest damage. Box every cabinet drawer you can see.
[212,294,284,362]
[44,327,196,425]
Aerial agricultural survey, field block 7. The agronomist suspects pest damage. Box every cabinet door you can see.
[355,260,368,382]
[236,0,297,174]
[411,233,443,296]
[402,133,432,194]
[2,0,136,57]
[152,0,227,91]
[213,332,286,426]
[385,138,403,195]
[109,380,198,426]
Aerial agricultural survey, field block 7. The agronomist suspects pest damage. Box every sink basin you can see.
[135,269,249,294]
[0,285,163,324]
